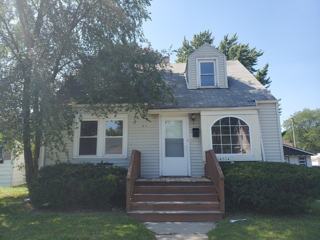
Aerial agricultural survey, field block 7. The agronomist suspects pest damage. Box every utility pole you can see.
[291,118,296,147]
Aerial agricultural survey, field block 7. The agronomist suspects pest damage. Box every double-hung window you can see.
[76,115,127,158]
[105,120,123,155]
[198,59,215,87]
[79,121,98,155]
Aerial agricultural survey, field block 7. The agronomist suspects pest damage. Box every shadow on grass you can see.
[0,187,155,240]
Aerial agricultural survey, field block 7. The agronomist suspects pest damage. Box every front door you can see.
[161,117,189,176]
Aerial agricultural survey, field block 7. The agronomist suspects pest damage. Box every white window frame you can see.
[210,116,252,156]
[196,58,218,88]
[73,114,128,159]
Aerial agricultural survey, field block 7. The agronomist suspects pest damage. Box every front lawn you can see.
[208,201,320,240]
[0,186,154,240]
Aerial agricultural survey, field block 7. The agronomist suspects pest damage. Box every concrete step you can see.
[128,210,224,222]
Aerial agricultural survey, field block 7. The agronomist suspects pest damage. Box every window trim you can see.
[196,58,218,88]
[210,116,252,156]
[73,114,128,159]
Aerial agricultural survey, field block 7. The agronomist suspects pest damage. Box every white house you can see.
[39,44,284,221]
[0,146,25,187]
[311,153,320,167]
[283,144,314,167]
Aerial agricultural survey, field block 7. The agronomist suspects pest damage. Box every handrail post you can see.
[126,150,141,211]
[205,150,225,215]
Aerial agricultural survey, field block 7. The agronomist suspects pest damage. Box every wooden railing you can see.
[205,150,225,213]
[126,150,141,211]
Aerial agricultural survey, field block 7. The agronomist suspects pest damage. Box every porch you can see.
[126,150,225,222]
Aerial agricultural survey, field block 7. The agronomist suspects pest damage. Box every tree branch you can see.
[0,16,21,58]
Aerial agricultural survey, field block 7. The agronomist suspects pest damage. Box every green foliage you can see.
[30,164,127,210]
[221,162,320,214]
[175,31,271,87]
[0,0,171,186]
[65,43,174,118]
[283,109,320,153]
[255,64,271,88]
[219,34,263,73]
[176,30,213,63]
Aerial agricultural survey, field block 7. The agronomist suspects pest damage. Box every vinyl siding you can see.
[11,154,25,186]
[285,156,312,167]
[0,160,12,186]
[189,114,204,176]
[43,111,205,178]
[258,102,284,162]
[0,152,25,187]
[187,44,228,89]
[43,113,161,178]
[128,113,160,178]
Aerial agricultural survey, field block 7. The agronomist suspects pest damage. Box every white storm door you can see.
[161,117,189,176]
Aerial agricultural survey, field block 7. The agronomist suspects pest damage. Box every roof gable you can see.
[189,43,225,59]
[187,44,228,89]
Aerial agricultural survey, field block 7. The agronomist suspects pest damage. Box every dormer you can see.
[186,43,228,89]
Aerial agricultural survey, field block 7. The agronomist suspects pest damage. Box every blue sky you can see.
[143,0,320,124]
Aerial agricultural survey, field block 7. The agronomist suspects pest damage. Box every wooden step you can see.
[135,177,212,186]
[130,201,220,211]
[132,193,218,202]
[128,210,224,222]
[134,185,216,194]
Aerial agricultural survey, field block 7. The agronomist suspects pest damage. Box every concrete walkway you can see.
[144,222,215,240]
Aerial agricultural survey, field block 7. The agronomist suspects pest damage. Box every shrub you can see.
[30,163,127,210]
[221,162,320,214]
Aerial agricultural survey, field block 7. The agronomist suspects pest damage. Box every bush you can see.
[221,162,320,214]
[30,163,127,210]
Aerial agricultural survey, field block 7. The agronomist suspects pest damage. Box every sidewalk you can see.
[144,222,215,240]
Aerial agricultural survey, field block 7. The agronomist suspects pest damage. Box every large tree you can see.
[0,0,172,187]
[283,109,320,153]
[175,31,271,87]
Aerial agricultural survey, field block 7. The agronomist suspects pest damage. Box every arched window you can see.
[211,117,251,154]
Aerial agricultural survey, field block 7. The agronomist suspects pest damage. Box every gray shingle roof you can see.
[153,60,276,109]
[283,144,314,156]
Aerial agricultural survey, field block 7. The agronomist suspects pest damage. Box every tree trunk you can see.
[33,92,41,175]
[22,63,35,188]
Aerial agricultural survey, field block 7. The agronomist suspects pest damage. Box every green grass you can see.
[208,201,320,240]
[0,186,155,240]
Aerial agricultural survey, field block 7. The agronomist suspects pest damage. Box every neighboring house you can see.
[311,153,320,167]
[39,44,284,221]
[0,146,25,187]
[283,144,314,167]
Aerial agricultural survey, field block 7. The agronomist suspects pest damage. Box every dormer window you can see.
[197,59,216,87]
